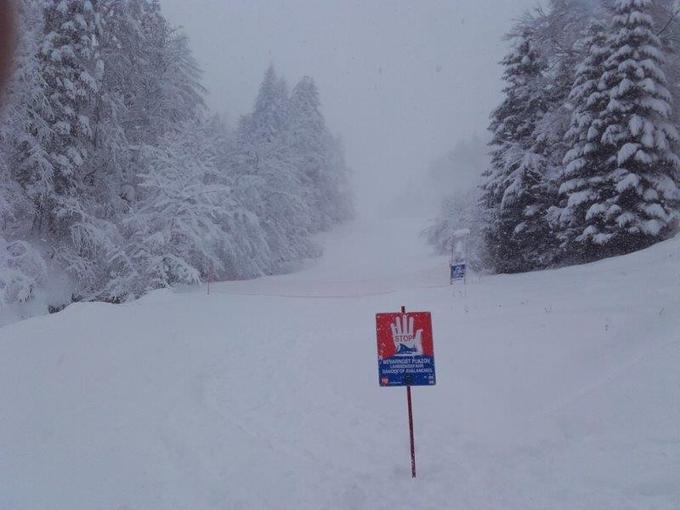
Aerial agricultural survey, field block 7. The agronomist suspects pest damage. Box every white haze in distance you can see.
[160,0,538,217]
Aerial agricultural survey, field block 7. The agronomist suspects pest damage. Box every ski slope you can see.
[1,217,679,509]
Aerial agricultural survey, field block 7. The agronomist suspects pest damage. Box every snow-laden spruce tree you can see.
[236,66,318,269]
[2,0,52,235]
[138,0,205,137]
[288,76,331,231]
[240,65,290,149]
[530,0,598,150]
[577,0,680,255]
[89,0,144,208]
[37,0,102,232]
[481,29,552,273]
[288,76,352,231]
[28,0,132,300]
[202,116,273,280]
[551,20,612,261]
[0,0,51,310]
[93,0,205,210]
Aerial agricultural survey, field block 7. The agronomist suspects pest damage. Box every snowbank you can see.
[1,218,678,509]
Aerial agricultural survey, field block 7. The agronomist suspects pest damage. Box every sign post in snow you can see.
[376,307,436,478]
[450,263,466,282]
[450,228,470,285]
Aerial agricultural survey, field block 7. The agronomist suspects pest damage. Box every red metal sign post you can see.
[402,306,417,478]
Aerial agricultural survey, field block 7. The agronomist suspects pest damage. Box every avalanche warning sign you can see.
[376,311,436,387]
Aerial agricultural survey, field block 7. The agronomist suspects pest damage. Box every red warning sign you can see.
[376,312,435,386]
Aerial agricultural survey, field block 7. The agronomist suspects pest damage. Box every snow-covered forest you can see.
[0,0,352,314]
[431,0,680,273]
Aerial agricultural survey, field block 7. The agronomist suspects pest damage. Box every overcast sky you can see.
[160,0,538,215]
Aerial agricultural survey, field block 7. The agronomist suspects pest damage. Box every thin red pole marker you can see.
[406,384,416,478]
[401,305,417,478]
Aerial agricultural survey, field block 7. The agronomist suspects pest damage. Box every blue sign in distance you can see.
[451,263,466,281]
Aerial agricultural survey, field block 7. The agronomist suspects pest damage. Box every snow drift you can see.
[1,218,678,509]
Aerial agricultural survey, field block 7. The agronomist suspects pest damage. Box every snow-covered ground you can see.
[1,217,679,509]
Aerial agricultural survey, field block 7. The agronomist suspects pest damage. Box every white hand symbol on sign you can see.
[391,315,423,356]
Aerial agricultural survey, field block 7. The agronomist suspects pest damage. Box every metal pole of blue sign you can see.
[401,305,417,478]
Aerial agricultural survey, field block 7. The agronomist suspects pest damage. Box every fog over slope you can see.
[160,0,539,215]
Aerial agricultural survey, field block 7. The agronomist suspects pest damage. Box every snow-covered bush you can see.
[0,238,47,305]
[424,189,487,271]
[119,120,276,296]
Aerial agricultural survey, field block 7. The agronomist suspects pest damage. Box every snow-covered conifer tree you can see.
[288,76,352,231]
[37,0,103,232]
[1,0,51,234]
[481,30,552,272]
[551,20,612,260]
[0,1,50,307]
[236,66,317,268]
[288,76,329,231]
[35,0,137,300]
[578,0,680,254]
